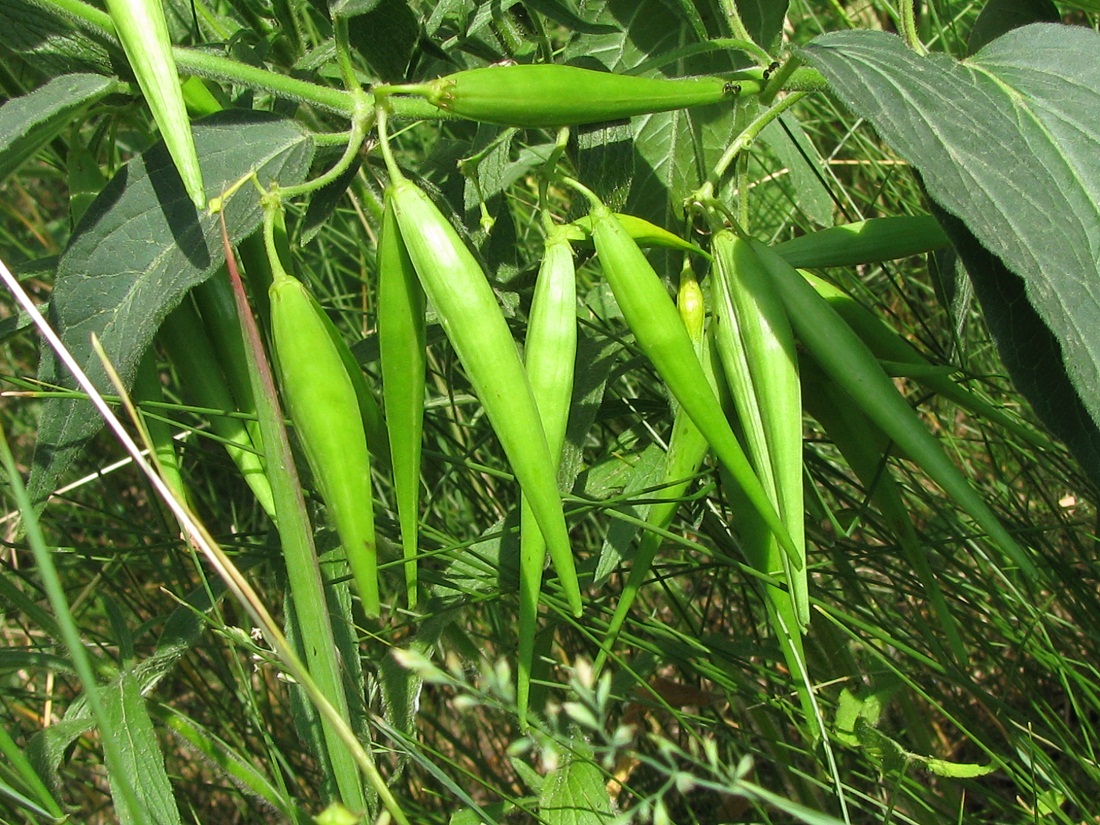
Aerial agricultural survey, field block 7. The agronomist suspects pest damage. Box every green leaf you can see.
[330,0,380,17]
[0,74,123,185]
[799,24,1100,482]
[562,0,746,228]
[345,0,419,82]
[967,0,1059,55]
[29,110,313,504]
[932,207,1100,482]
[0,0,120,78]
[915,755,996,778]
[538,740,614,825]
[736,0,788,50]
[592,441,664,585]
[102,671,182,825]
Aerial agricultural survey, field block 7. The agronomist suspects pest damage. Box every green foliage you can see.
[3,1,1100,823]
[800,24,1100,484]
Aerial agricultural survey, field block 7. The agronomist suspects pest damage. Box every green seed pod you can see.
[270,271,380,616]
[586,203,798,566]
[106,0,205,208]
[593,260,711,677]
[423,64,760,128]
[564,212,704,255]
[386,177,582,617]
[193,267,265,464]
[132,346,188,505]
[517,228,578,722]
[378,196,427,609]
[800,357,967,665]
[800,269,1055,452]
[747,238,1036,577]
[159,298,276,520]
[711,230,807,630]
[773,215,950,270]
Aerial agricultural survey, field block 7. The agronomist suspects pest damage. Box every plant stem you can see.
[899,0,926,55]
[760,55,804,106]
[333,15,360,93]
[717,0,753,44]
[278,92,374,199]
[707,91,808,191]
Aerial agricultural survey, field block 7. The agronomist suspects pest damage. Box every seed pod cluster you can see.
[745,238,1035,576]
[593,260,711,677]
[159,296,277,520]
[711,229,807,631]
[384,176,583,617]
[584,202,797,563]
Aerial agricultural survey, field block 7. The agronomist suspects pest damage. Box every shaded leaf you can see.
[0,74,123,185]
[799,25,1100,481]
[759,111,834,228]
[736,0,788,50]
[347,0,419,82]
[933,206,1100,482]
[0,0,120,78]
[967,0,1059,55]
[29,110,313,503]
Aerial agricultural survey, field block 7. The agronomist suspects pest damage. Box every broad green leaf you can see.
[29,110,313,504]
[736,0,788,50]
[102,671,182,825]
[538,740,614,825]
[0,74,123,185]
[799,25,1100,482]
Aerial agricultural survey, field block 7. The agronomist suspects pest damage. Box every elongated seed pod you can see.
[712,230,807,630]
[378,197,427,609]
[747,238,1036,576]
[586,204,798,565]
[592,261,711,677]
[517,229,578,722]
[159,299,276,520]
[774,215,950,270]
[270,271,380,616]
[106,0,205,208]
[132,347,188,504]
[193,267,265,463]
[800,358,967,665]
[386,177,583,617]
[801,270,1055,452]
[424,64,761,128]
